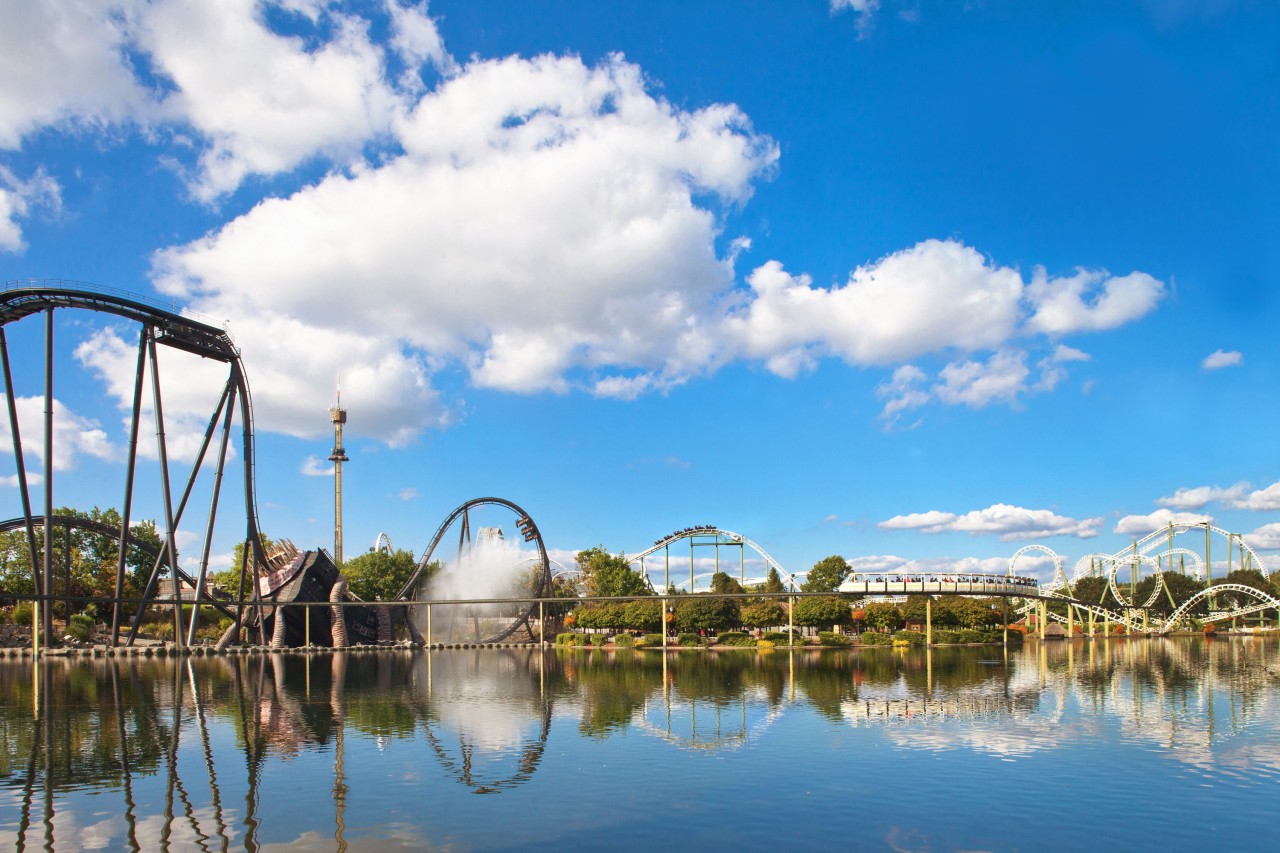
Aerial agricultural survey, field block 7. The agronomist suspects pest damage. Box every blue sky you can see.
[2,0,1279,585]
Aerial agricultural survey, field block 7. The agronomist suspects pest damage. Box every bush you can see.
[933,630,962,645]
[716,631,755,647]
[676,633,703,647]
[817,631,850,647]
[763,630,801,645]
[556,632,579,645]
[857,631,893,646]
[613,634,635,647]
[153,621,175,641]
[12,602,32,626]
[893,630,925,646]
[642,633,664,646]
[67,613,94,642]
[587,633,611,646]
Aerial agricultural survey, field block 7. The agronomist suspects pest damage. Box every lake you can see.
[2,637,1278,851]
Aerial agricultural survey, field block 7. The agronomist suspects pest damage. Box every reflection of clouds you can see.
[421,654,544,751]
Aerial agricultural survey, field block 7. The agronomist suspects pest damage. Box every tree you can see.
[342,548,422,601]
[672,573,743,633]
[740,600,786,629]
[861,601,903,632]
[793,595,852,629]
[1132,571,1207,617]
[576,546,651,598]
[802,555,850,593]
[0,506,162,612]
[762,566,787,594]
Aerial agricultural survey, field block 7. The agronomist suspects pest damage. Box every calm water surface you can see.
[2,637,1278,851]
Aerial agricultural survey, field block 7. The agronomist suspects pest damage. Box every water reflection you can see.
[1,638,1277,849]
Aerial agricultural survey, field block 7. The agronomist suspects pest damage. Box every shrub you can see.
[857,631,893,646]
[613,634,635,647]
[153,621,175,641]
[556,632,579,645]
[933,630,962,645]
[642,633,664,646]
[587,633,611,646]
[893,630,925,646]
[958,630,986,644]
[817,631,850,647]
[1203,623,1217,636]
[12,602,32,626]
[763,630,802,645]
[716,631,754,647]
[68,613,94,642]
[676,633,703,647]
[756,639,776,651]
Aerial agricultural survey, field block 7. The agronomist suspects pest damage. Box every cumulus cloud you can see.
[6,6,1167,445]
[1243,523,1280,552]
[1024,267,1165,335]
[879,503,1101,541]
[1228,481,1280,512]
[0,0,452,201]
[1156,480,1280,512]
[0,166,60,252]
[1201,349,1243,371]
[830,0,882,38]
[0,397,116,473]
[1157,482,1249,510]
[150,52,777,441]
[1113,508,1210,536]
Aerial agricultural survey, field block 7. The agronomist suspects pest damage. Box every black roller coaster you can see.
[0,280,269,647]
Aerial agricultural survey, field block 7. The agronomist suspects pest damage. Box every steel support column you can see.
[148,333,184,648]
[111,326,149,645]
[42,308,54,643]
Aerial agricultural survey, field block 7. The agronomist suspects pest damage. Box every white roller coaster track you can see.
[628,527,801,590]
[1159,583,1280,633]
[1125,521,1270,577]
[1107,554,1165,609]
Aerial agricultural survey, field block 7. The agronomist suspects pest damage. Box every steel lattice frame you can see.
[0,281,269,647]
[628,526,799,592]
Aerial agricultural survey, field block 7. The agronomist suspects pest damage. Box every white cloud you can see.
[935,350,1029,408]
[1228,481,1280,512]
[0,396,116,473]
[1243,523,1280,552]
[0,0,152,149]
[300,455,333,477]
[1114,508,1211,536]
[1157,482,1249,510]
[1201,349,1243,371]
[0,0,452,201]
[1,473,43,488]
[0,166,60,252]
[150,52,777,442]
[1024,268,1165,335]
[876,364,928,428]
[729,241,1024,369]
[397,487,418,501]
[879,503,1101,541]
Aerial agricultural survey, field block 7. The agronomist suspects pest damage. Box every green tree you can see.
[576,546,650,598]
[342,548,422,601]
[793,595,852,629]
[672,574,742,634]
[762,566,787,594]
[801,555,850,593]
[1132,571,1207,617]
[740,600,786,629]
[862,601,903,632]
